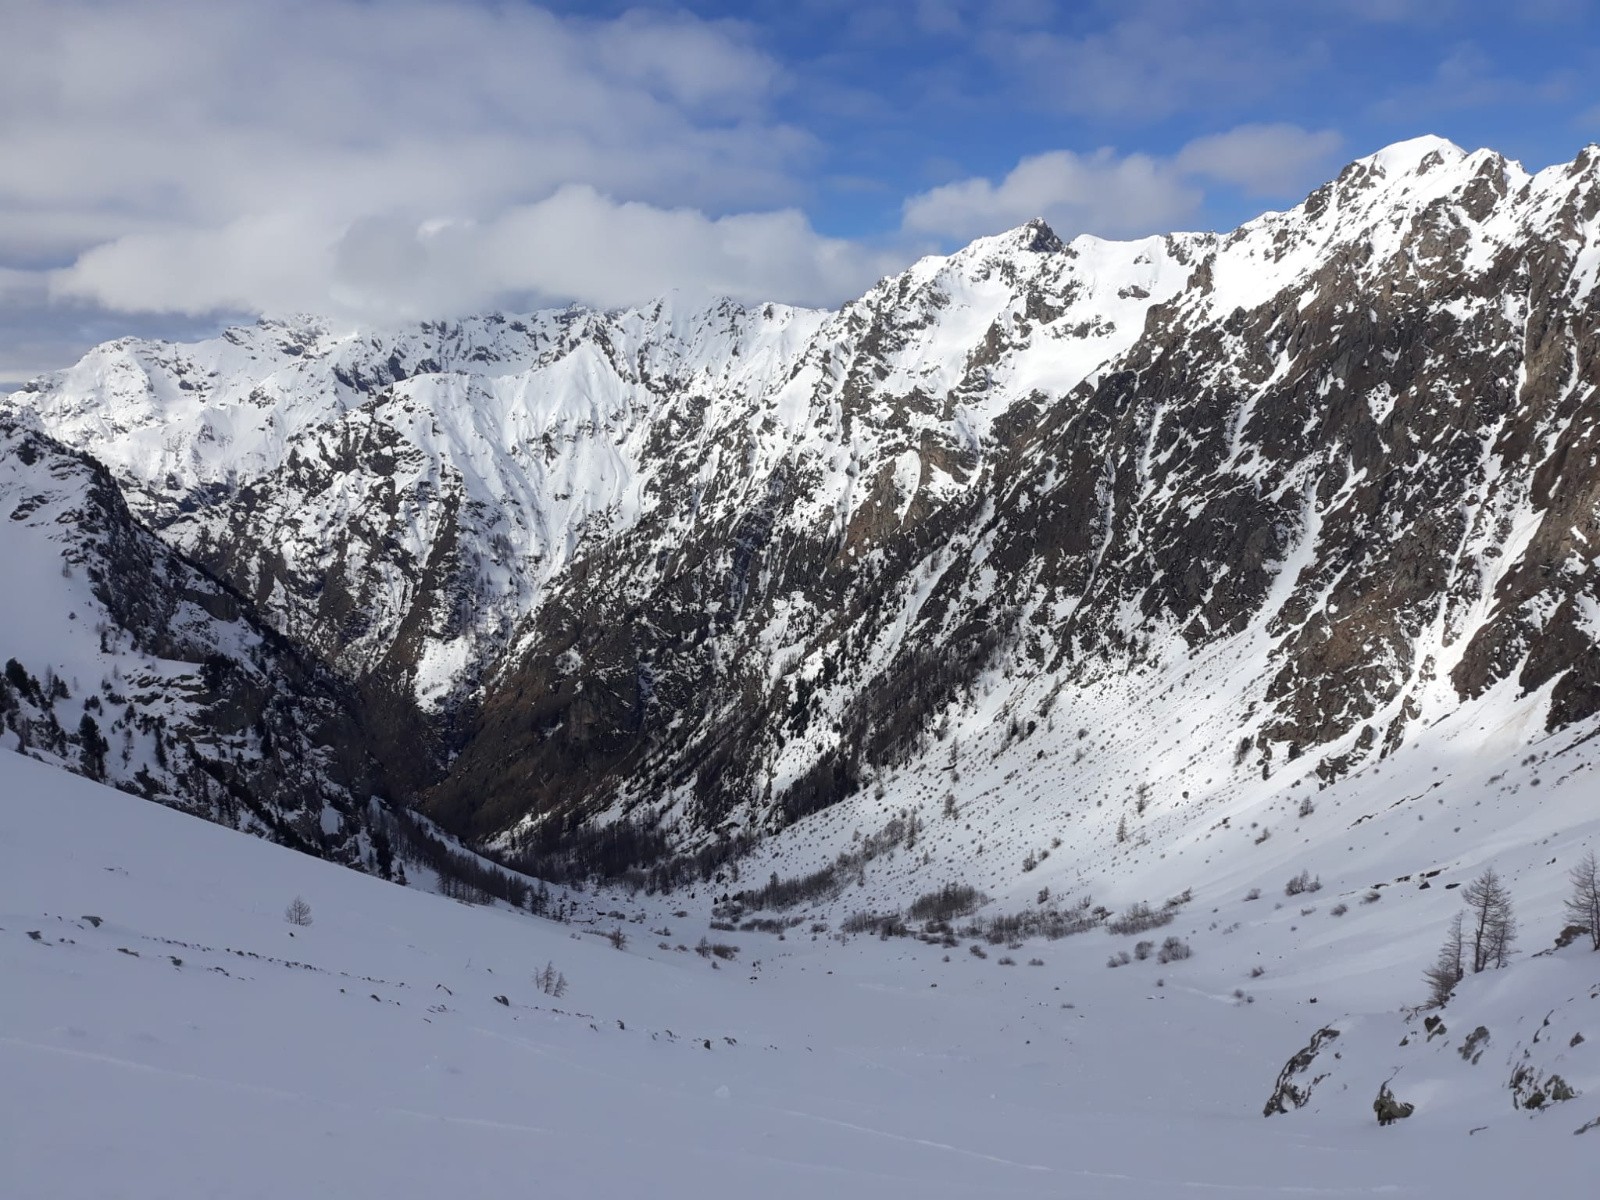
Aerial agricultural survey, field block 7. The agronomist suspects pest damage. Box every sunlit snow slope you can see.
[2,751,1596,1200]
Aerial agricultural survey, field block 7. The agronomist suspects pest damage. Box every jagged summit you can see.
[1017,216,1065,253]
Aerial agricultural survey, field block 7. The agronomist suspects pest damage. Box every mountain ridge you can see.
[6,136,1600,892]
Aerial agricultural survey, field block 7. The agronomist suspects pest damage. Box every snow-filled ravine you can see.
[3,750,1595,1199]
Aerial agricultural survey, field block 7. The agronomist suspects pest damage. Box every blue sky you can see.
[2,0,1598,380]
[550,0,1600,238]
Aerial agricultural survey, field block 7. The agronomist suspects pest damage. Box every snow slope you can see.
[4,750,1597,1198]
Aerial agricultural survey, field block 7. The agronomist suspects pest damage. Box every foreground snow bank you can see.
[2,751,1595,1198]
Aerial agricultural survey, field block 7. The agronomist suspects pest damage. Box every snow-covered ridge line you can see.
[6,136,1600,883]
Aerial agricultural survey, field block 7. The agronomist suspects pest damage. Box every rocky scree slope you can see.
[8,136,1600,879]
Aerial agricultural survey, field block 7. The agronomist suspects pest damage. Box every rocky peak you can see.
[1018,217,1065,253]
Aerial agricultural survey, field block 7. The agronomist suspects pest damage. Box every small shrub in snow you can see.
[1331,903,1348,916]
[606,928,627,950]
[907,883,986,923]
[1284,870,1321,896]
[959,899,1101,944]
[1106,902,1172,936]
[284,896,313,927]
[1134,940,1154,961]
[1244,888,1262,902]
[997,956,1016,966]
[1156,936,1191,964]
[842,911,908,938]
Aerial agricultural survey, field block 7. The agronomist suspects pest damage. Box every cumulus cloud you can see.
[901,148,1201,242]
[1175,124,1345,196]
[901,124,1342,241]
[1,0,1361,379]
[5,0,901,335]
[52,188,902,321]
[0,0,796,220]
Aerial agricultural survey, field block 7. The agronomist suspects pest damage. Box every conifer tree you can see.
[77,713,109,780]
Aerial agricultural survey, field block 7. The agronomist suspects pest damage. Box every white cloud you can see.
[0,0,797,222]
[50,187,903,322]
[901,148,1201,242]
[900,124,1346,242]
[1175,125,1345,196]
[6,0,901,328]
[1,0,1359,377]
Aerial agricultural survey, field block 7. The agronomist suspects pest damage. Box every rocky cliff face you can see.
[9,136,1600,874]
[0,416,399,864]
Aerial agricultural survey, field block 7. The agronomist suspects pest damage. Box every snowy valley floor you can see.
[3,750,1597,1199]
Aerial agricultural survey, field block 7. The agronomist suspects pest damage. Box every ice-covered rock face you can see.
[10,137,1600,856]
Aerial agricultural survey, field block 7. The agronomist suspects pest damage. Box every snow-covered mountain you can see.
[7,135,1600,884]
[6,137,1600,1186]
[0,415,398,857]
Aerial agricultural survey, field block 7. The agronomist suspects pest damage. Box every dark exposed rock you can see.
[1264,1026,1342,1115]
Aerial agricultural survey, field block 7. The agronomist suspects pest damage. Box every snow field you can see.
[4,750,1597,1198]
